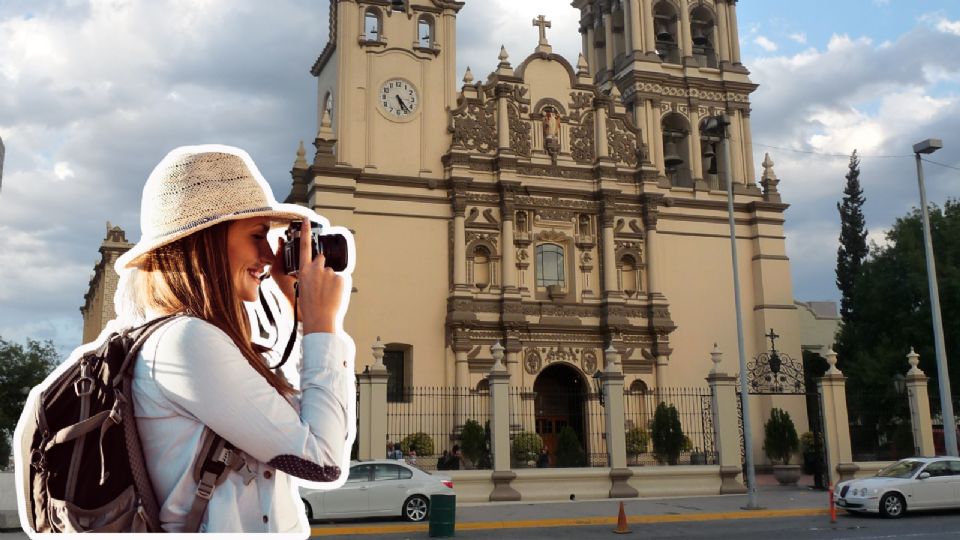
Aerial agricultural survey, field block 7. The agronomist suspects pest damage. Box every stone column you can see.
[905,348,936,457]
[706,345,747,493]
[585,24,597,78]
[601,193,618,295]
[818,348,859,486]
[452,179,468,290]
[728,0,743,65]
[652,103,665,175]
[603,9,615,75]
[359,337,390,460]
[642,197,661,296]
[626,0,643,53]
[602,346,638,498]
[500,182,518,293]
[497,84,511,152]
[678,0,693,62]
[728,109,745,185]
[716,0,730,65]
[741,111,755,184]
[642,0,656,54]
[488,342,521,501]
[594,97,610,160]
[689,106,704,183]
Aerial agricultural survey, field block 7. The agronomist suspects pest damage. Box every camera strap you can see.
[258,281,297,372]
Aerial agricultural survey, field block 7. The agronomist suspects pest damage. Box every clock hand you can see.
[395,95,410,113]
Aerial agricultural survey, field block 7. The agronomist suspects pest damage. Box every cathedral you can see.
[288,0,799,397]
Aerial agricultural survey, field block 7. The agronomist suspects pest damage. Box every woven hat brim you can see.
[117,207,307,269]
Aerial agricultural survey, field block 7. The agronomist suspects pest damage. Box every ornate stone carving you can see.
[545,347,578,364]
[508,103,531,156]
[516,164,594,179]
[535,229,571,242]
[450,101,497,153]
[465,231,499,249]
[466,193,501,203]
[582,349,598,374]
[569,91,594,115]
[516,196,598,212]
[536,208,575,222]
[571,111,595,164]
[607,118,639,167]
[524,349,542,374]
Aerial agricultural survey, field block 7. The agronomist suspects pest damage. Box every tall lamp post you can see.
[703,114,760,509]
[912,138,958,457]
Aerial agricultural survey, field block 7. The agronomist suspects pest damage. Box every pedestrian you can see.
[449,444,462,470]
[109,146,352,532]
[407,449,418,466]
[537,446,550,468]
[438,449,450,470]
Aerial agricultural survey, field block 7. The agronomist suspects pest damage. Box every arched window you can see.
[536,243,565,288]
[619,254,641,296]
[690,6,718,68]
[321,91,334,121]
[699,116,725,190]
[629,379,649,394]
[384,346,412,402]
[653,1,680,64]
[662,112,692,187]
[475,378,490,394]
[472,245,491,290]
[364,9,382,42]
[417,15,434,49]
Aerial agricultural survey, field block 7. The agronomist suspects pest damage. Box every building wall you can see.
[80,223,132,344]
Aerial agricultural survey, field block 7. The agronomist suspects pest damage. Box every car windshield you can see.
[877,460,925,479]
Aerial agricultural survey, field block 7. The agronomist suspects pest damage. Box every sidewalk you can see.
[310,476,830,536]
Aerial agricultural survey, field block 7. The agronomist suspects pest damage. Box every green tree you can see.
[554,426,586,467]
[651,402,685,465]
[763,408,799,465]
[459,419,486,466]
[836,150,868,325]
[0,337,59,469]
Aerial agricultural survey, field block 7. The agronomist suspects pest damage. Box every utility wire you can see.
[752,142,960,171]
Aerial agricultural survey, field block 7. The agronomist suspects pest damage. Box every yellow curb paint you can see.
[309,507,829,536]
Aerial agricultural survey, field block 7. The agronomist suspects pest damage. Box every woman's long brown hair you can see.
[135,221,297,397]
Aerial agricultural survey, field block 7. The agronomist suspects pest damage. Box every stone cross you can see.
[532,15,551,46]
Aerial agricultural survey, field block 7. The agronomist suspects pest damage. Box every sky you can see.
[0,0,958,357]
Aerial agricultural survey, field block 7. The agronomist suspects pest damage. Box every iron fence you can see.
[928,391,960,455]
[509,386,607,467]
[846,386,913,462]
[623,387,716,466]
[385,386,490,470]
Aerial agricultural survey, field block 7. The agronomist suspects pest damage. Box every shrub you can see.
[511,432,543,465]
[763,408,799,465]
[625,427,649,458]
[555,426,587,467]
[400,432,435,457]
[460,419,486,465]
[800,431,820,454]
[651,402,685,465]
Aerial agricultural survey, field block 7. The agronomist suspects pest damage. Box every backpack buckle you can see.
[74,377,94,397]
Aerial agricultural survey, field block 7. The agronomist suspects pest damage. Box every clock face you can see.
[379,79,419,119]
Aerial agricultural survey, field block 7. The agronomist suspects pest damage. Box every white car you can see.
[835,457,960,518]
[300,460,454,522]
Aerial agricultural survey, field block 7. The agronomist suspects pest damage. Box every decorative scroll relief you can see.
[465,231,498,249]
[516,195,599,211]
[571,111,595,164]
[451,101,497,153]
[523,346,600,375]
[508,103,532,156]
[607,117,638,167]
[636,83,750,103]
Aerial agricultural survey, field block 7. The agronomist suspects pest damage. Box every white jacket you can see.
[132,316,352,533]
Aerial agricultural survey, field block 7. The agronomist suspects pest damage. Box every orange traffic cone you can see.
[613,501,631,534]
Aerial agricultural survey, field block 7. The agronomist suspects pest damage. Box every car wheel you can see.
[402,495,429,522]
[301,499,314,522]
[879,493,905,518]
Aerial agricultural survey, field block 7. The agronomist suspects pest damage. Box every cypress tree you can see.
[836,150,868,322]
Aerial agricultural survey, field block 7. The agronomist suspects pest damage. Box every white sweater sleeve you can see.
[150,317,351,482]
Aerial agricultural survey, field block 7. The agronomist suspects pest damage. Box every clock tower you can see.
[310,0,464,177]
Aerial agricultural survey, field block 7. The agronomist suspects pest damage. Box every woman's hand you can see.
[270,236,299,314]
[296,220,343,334]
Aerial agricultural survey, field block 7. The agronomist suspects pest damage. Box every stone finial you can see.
[496,45,514,76]
[760,152,780,198]
[823,346,841,375]
[498,45,509,64]
[608,84,621,101]
[906,347,923,376]
[294,140,308,169]
[604,344,619,372]
[372,336,385,368]
[491,341,506,371]
[463,66,474,85]
[710,343,722,373]
[576,53,590,77]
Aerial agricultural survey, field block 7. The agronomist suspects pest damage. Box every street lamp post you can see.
[912,138,958,457]
[704,114,760,509]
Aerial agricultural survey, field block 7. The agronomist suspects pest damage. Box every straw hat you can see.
[116,144,308,269]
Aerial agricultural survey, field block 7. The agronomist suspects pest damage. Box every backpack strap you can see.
[184,428,251,533]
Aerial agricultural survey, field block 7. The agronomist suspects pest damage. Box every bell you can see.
[663,139,684,168]
[692,26,710,46]
[656,22,673,42]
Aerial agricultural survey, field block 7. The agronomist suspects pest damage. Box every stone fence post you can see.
[358,337,389,460]
[602,345,638,498]
[706,344,747,494]
[489,342,520,501]
[905,348,936,457]
[817,348,858,485]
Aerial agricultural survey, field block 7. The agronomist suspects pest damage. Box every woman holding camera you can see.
[115,145,354,533]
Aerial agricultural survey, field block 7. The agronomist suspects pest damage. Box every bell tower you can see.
[310,0,464,178]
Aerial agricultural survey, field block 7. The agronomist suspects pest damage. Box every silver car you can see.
[835,457,960,518]
[300,459,454,522]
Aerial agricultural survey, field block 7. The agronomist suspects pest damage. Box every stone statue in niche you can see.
[542,106,561,161]
[516,210,528,232]
[578,214,590,236]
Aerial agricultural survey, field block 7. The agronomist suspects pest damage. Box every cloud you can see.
[788,33,807,44]
[936,18,960,36]
[53,161,74,181]
[754,36,778,52]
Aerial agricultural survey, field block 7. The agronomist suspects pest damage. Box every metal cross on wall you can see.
[532,15,551,46]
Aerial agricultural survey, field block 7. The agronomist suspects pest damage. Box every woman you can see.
[116,145,354,533]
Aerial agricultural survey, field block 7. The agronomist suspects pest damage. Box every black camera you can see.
[283,220,349,274]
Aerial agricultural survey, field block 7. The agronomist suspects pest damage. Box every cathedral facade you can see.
[289,0,801,401]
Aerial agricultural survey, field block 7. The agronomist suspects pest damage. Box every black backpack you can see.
[20,315,244,533]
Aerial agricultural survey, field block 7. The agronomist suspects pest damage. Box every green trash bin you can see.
[428,493,456,537]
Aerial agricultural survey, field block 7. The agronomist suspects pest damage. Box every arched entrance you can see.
[534,363,588,466]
